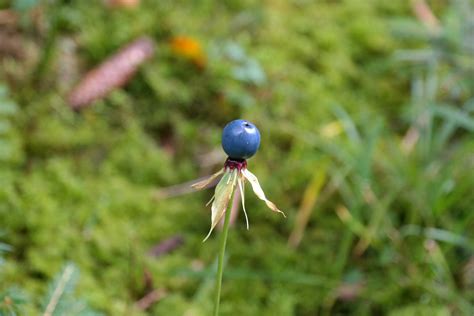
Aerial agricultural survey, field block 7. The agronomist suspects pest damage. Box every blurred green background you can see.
[1,0,473,315]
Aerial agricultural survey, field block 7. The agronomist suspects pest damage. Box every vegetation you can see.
[0,0,473,315]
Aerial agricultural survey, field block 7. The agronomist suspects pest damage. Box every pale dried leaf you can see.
[242,169,285,217]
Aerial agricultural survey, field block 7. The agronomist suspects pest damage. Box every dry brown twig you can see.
[135,288,167,311]
[68,36,155,109]
[105,0,140,8]
[412,0,441,34]
[148,235,184,258]
[0,10,18,26]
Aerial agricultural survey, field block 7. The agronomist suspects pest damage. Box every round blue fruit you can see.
[221,119,261,160]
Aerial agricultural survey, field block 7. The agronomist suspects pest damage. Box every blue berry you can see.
[221,119,261,160]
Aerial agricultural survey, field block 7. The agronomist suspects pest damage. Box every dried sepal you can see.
[191,169,224,190]
[203,170,237,242]
[242,169,285,217]
[237,177,249,230]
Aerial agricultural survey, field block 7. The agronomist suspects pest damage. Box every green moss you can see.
[1,0,472,314]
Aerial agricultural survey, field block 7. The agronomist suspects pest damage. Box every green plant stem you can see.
[213,203,232,316]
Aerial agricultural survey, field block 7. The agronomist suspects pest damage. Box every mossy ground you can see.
[0,0,473,315]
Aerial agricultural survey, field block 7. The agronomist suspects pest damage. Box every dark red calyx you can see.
[224,157,247,171]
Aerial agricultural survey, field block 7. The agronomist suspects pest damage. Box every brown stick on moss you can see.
[67,36,155,110]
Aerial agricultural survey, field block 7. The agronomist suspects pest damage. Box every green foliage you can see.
[0,287,27,316]
[0,0,473,315]
[0,85,22,166]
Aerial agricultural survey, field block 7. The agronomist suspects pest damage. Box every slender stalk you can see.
[213,199,233,316]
